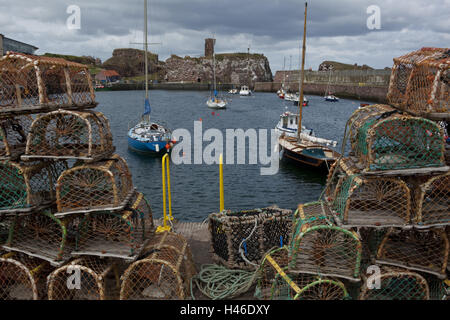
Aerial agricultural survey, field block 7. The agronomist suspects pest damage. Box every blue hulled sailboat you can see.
[127,0,173,155]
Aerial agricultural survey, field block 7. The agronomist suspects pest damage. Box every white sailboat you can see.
[240,47,252,96]
[206,40,227,109]
[324,69,339,101]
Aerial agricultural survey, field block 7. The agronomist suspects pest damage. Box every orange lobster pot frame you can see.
[0,52,97,116]
[0,252,53,300]
[347,105,445,172]
[387,47,449,119]
[22,110,114,162]
[359,266,430,300]
[0,115,33,160]
[0,160,67,215]
[325,158,412,229]
[47,257,121,300]
[55,154,134,217]
[120,232,196,300]
[3,210,75,266]
[74,192,154,260]
[375,228,449,279]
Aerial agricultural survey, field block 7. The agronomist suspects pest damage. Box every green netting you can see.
[0,163,27,210]
[354,113,444,171]
[332,174,360,220]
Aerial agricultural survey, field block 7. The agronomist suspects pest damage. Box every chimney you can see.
[205,38,215,58]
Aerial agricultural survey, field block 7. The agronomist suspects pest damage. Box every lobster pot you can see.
[23,110,114,161]
[55,154,134,217]
[425,274,449,300]
[359,227,388,268]
[0,116,33,160]
[348,105,445,171]
[120,232,196,300]
[257,248,349,300]
[411,172,450,228]
[325,158,411,228]
[47,257,120,300]
[376,228,449,279]
[0,215,13,245]
[359,266,430,300]
[347,104,393,151]
[4,211,74,266]
[0,52,96,115]
[289,202,362,282]
[0,252,53,300]
[387,47,449,118]
[0,160,67,215]
[75,192,154,260]
[209,207,292,270]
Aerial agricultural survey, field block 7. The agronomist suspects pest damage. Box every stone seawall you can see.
[254,81,388,103]
[109,82,237,91]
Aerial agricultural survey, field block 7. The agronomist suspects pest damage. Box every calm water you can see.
[95,90,364,222]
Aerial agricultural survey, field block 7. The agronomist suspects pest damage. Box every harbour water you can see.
[96,90,365,221]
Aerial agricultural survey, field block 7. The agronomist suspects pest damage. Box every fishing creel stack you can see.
[0,53,155,300]
[320,48,449,299]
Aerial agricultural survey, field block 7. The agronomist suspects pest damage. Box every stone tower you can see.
[205,38,215,58]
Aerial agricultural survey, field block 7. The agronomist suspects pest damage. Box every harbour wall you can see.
[254,81,389,103]
[109,82,236,91]
[255,70,392,103]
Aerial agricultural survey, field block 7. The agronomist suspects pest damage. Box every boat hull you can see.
[282,146,335,170]
[127,136,169,155]
[278,136,340,171]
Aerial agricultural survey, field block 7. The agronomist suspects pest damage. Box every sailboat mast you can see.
[213,42,217,93]
[247,47,250,87]
[297,1,307,140]
[282,56,286,88]
[144,0,149,100]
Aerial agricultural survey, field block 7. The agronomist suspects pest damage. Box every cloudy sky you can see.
[1,0,449,72]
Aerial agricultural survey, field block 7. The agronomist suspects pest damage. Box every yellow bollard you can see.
[157,153,173,233]
[219,154,224,212]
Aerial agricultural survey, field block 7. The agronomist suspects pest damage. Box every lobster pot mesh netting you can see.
[0,160,67,214]
[387,47,449,117]
[347,105,445,171]
[325,158,411,228]
[47,257,121,300]
[0,252,53,300]
[256,247,350,300]
[409,172,450,228]
[376,228,449,279]
[120,232,196,300]
[24,110,114,161]
[4,210,75,266]
[359,266,430,300]
[0,115,33,160]
[209,207,292,270]
[289,202,362,282]
[56,154,134,216]
[0,52,96,114]
[75,192,154,259]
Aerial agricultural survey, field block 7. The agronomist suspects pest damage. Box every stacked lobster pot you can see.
[0,53,155,300]
[318,48,450,300]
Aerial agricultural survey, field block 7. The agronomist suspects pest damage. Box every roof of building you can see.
[1,34,39,50]
[102,70,120,77]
